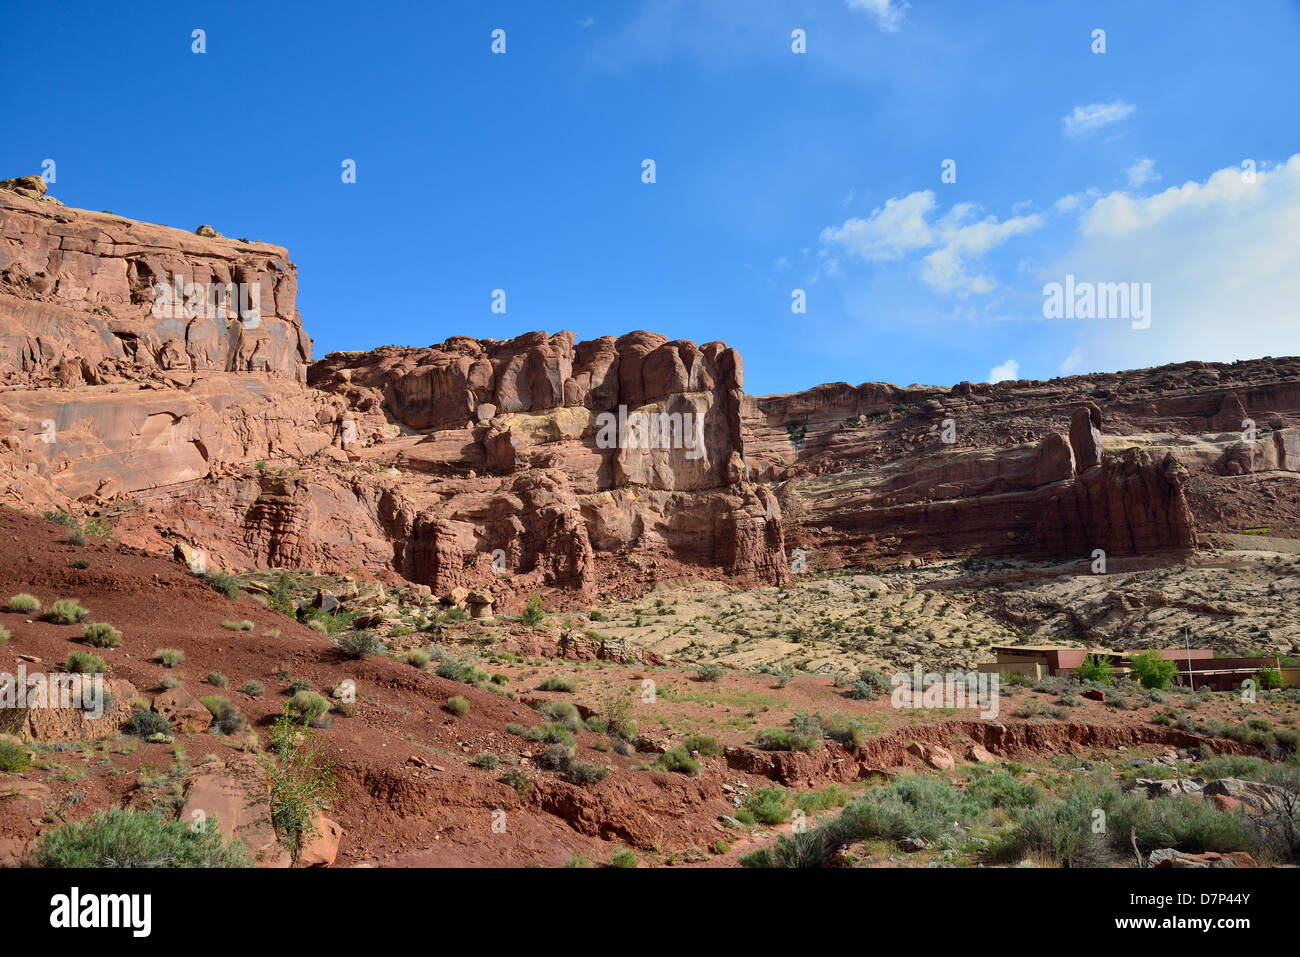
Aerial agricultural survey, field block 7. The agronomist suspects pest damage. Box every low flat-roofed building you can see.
[978,646,1294,690]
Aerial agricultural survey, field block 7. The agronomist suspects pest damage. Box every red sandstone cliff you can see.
[5,179,1299,607]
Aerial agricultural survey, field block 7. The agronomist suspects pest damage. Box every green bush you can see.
[744,786,791,825]
[65,651,106,674]
[470,752,499,770]
[199,696,245,734]
[608,849,638,868]
[436,655,489,685]
[1199,755,1271,781]
[818,713,865,751]
[601,692,638,742]
[696,663,723,682]
[154,648,185,668]
[740,848,775,867]
[81,518,112,540]
[1121,795,1250,854]
[990,778,1250,866]
[46,599,90,625]
[968,770,1041,809]
[1129,651,1178,690]
[819,777,989,853]
[201,572,241,599]
[82,622,122,648]
[527,722,575,746]
[267,574,295,617]
[445,695,471,717]
[655,746,700,776]
[537,675,576,692]
[539,700,581,729]
[1075,653,1115,685]
[221,620,254,631]
[520,595,546,625]
[535,743,573,771]
[499,769,531,795]
[206,672,228,687]
[682,734,723,758]
[241,681,265,697]
[298,607,354,635]
[0,737,29,772]
[36,808,247,868]
[566,761,607,786]
[124,709,172,738]
[767,829,828,868]
[337,631,383,659]
[847,668,891,700]
[403,649,430,668]
[756,727,820,753]
[5,593,40,614]
[286,691,331,724]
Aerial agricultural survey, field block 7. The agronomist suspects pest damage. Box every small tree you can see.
[521,595,545,626]
[1129,650,1177,690]
[1075,653,1115,686]
[265,709,338,863]
[1257,667,1284,690]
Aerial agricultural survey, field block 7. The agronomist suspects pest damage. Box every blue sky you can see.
[3,0,1298,396]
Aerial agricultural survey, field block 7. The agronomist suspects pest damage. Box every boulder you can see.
[907,741,955,771]
[1129,778,1203,799]
[0,175,48,199]
[310,589,340,613]
[467,589,494,619]
[964,744,996,764]
[296,812,343,867]
[1150,848,1256,869]
[153,686,213,734]
[349,582,386,609]
[1203,778,1297,817]
[180,753,290,868]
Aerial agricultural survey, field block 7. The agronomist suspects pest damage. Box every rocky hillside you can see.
[2,180,1299,612]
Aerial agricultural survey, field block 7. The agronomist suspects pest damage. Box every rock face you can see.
[5,191,1300,607]
[309,330,745,492]
[1069,402,1104,472]
[0,186,311,385]
[0,675,136,742]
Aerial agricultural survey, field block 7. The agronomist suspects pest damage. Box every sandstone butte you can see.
[3,177,1299,614]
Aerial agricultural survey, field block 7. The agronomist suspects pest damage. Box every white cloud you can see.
[577,17,595,28]
[1052,155,1300,374]
[821,191,1044,295]
[1126,157,1160,188]
[988,359,1020,383]
[1062,101,1136,138]
[922,204,1045,295]
[846,0,909,32]
[819,190,936,261]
